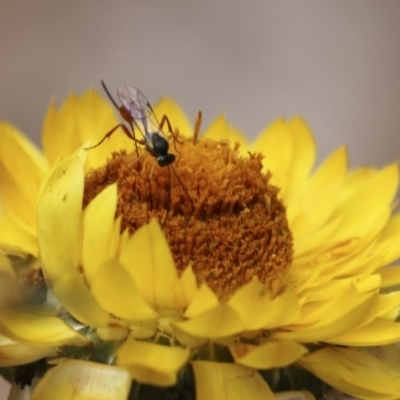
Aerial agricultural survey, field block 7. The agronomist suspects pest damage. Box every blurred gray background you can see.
[1,0,400,396]
[1,1,400,168]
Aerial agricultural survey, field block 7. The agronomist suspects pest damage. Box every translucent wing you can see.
[117,85,152,120]
[117,85,168,142]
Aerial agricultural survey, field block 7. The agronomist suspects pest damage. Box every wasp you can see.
[87,80,199,220]
[86,80,182,165]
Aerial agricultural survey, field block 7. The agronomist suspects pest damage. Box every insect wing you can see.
[118,85,170,143]
[117,85,151,120]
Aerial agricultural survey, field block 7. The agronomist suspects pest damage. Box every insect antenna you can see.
[101,80,119,110]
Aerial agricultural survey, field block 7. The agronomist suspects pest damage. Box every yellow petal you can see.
[299,277,352,303]
[0,333,56,367]
[251,118,294,192]
[298,346,400,400]
[374,213,400,265]
[292,214,342,258]
[327,318,400,346]
[184,283,219,318]
[380,265,400,289]
[0,253,14,275]
[378,292,400,317]
[90,258,158,321]
[274,288,379,342]
[202,115,248,150]
[0,254,20,306]
[127,320,158,339]
[192,361,275,400]
[288,146,347,237]
[153,97,194,138]
[0,305,87,346]
[330,163,398,241]
[117,336,190,386]
[42,90,127,170]
[52,275,114,328]
[171,326,207,348]
[175,304,243,338]
[355,273,381,294]
[82,184,118,282]
[315,236,388,283]
[230,341,308,369]
[227,279,272,330]
[377,211,400,242]
[296,283,377,327]
[263,290,301,329]
[283,117,316,196]
[96,327,128,341]
[361,343,400,371]
[275,391,316,400]
[0,122,47,233]
[119,219,183,310]
[0,209,38,256]
[179,265,199,306]
[43,94,83,163]
[37,151,85,285]
[254,117,317,203]
[0,122,47,173]
[32,359,131,400]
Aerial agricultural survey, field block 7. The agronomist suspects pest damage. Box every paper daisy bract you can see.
[1,86,400,400]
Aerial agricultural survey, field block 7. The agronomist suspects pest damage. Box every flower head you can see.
[1,87,400,399]
[83,135,293,299]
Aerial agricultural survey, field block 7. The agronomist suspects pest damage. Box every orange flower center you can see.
[84,137,292,299]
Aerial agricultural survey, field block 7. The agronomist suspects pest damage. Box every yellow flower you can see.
[1,87,400,400]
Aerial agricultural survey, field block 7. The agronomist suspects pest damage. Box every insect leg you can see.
[159,114,174,135]
[192,111,203,145]
[100,80,144,158]
[84,123,135,150]
[171,165,194,214]
[158,114,184,153]
[128,120,141,158]
[160,167,171,228]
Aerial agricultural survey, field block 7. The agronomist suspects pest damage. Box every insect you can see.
[86,80,180,166]
[86,80,196,221]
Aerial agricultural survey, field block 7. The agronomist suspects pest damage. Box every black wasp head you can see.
[149,133,176,167]
[157,153,176,167]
